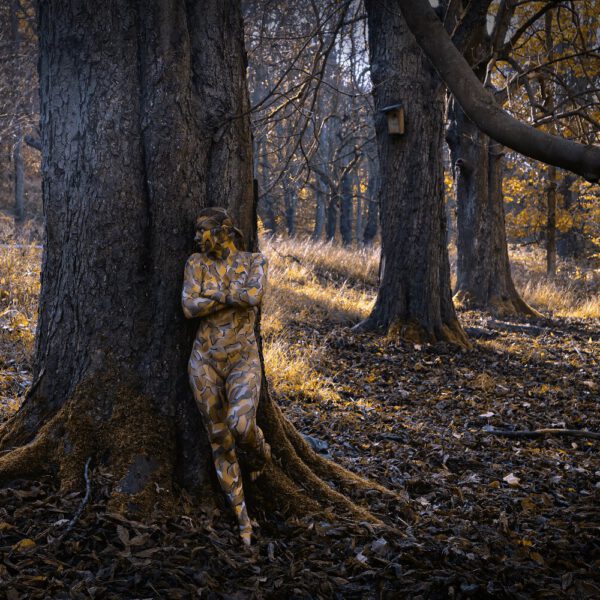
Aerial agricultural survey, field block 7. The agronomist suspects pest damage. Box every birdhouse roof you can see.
[380,104,403,113]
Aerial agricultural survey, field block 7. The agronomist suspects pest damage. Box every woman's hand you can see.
[202,286,228,305]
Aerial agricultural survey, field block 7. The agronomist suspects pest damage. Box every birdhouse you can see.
[381,104,405,135]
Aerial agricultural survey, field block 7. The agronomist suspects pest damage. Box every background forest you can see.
[0,0,599,598]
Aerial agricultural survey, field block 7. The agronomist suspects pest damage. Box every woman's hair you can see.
[195,207,245,250]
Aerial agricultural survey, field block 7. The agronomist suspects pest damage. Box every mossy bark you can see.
[0,0,395,529]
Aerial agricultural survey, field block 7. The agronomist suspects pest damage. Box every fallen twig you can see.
[54,457,92,544]
[484,427,600,441]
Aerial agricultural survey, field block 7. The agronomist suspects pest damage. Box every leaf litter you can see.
[1,246,599,598]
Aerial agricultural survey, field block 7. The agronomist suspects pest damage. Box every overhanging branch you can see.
[398,0,600,182]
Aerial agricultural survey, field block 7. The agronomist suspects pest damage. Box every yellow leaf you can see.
[13,538,36,553]
[520,497,536,511]
[530,552,545,565]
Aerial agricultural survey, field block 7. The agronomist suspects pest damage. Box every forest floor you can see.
[0,225,599,599]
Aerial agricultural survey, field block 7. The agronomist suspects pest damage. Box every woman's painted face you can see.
[195,223,231,254]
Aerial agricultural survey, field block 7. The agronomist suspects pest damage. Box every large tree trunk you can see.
[447,103,538,316]
[0,0,387,524]
[358,0,467,346]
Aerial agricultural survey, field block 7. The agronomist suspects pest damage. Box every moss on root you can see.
[0,366,398,532]
[453,290,542,319]
[0,368,176,517]
[387,317,471,348]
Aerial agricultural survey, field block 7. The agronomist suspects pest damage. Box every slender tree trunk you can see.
[355,174,363,245]
[11,0,25,227]
[447,102,538,316]
[546,165,557,277]
[13,134,25,225]
[339,171,353,246]
[0,0,388,528]
[312,185,326,241]
[283,174,297,237]
[258,142,277,235]
[362,165,379,246]
[359,0,467,345]
[326,193,338,242]
[544,11,557,278]
[557,174,581,258]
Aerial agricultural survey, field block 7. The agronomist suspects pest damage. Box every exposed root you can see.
[0,401,46,451]
[387,317,471,348]
[0,367,176,517]
[454,290,543,319]
[355,315,470,348]
[280,411,400,500]
[254,389,393,527]
[0,427,52,483]
[2,361,402,536]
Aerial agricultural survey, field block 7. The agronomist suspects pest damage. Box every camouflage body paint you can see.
[182,208,270,545]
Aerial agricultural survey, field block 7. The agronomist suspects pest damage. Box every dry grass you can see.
[509,245,600,319]
[0,215,41,414]
[0,223,597,414]
[260,236,378,404]
[448,242,600,319]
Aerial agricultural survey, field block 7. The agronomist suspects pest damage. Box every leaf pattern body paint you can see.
[182,221,270,546]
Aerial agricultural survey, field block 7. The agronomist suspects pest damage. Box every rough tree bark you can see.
[447,102,539,316]
[0,0,389,525]
[443,1,537,317]
[358,0,467,345]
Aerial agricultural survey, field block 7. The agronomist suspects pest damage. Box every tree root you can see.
[354,315,470,348]
[388,317,471,348]
[254,391,407,529]
[0,425,52,483]
[2,362,407,537]
[0,368,176,517]
[453,290,543,319]
[280,410,398,500]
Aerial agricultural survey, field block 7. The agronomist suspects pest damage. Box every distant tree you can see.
[445,0,540,315]
[357,0,468,345]
[0,0,38,224]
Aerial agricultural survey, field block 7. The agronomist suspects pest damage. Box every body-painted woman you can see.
[182,207,270,545]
